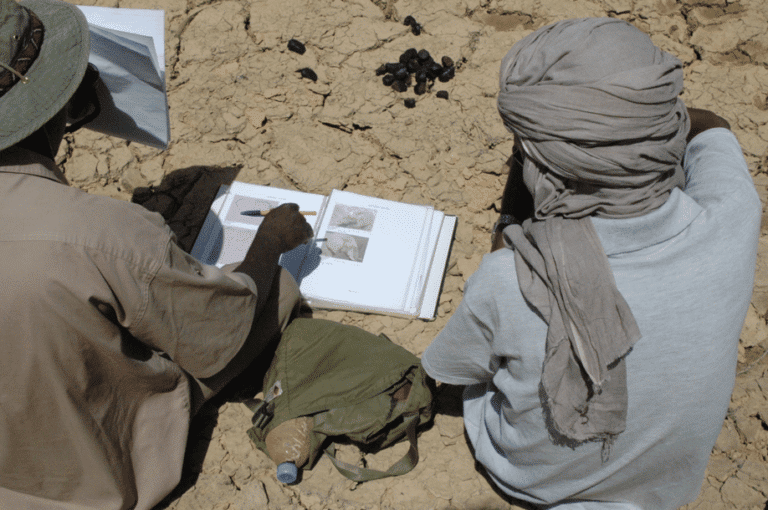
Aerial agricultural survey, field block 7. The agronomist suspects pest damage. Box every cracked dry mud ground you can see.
[59,0,768,508]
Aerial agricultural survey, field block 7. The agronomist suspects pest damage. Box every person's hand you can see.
[687,107,730,143]
[255,203,313,253]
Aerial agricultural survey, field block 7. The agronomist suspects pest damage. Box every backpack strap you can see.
[323,412,419,482]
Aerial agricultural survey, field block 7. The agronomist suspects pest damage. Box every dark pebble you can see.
[414,68,428,83]
[441,56,454,68]
[411,23,422,36]
[382,74,395,86]
[427,61,443,80]
[375,64,388,76]
[400,48,418,63]
[414,82,428,95]
[436,90,449,99]
[438,66,454,82]
[417,49,430,61]
[407,58,421,72]
[403,15,415,26]
[404,98,416,108]
[394,67,409,82]
[298,68,317,82]
[385,62,405,74]
[392,80,408,93]
[287,39,306,55]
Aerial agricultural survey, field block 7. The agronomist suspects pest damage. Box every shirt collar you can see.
[592,188,704,255]
[0,147,68,185]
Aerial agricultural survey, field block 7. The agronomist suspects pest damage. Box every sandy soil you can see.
[61,0,768,508]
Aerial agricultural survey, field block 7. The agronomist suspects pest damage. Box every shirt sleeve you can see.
[421,266,501,385]
[684,128,759,207]
[133,238,259,379]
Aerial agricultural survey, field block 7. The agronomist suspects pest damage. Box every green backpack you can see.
[246,317,435,482]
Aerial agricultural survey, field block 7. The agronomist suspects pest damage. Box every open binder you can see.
[75,6,169,150]
[191,182,457,319]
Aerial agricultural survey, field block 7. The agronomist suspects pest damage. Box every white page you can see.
[418,215,456,319]
[77,6,165,75]
[194,183,326,281]
[75,6,169,149]
[91,27,162,85]
[191,185,230,263]
[298,190,431,312]
[402,210,436,315]
[404,210,442,316]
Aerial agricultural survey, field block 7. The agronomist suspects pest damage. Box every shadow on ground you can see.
[132,165,241,252]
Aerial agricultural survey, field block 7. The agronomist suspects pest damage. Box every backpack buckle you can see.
[244,380,282,429]
[250,399,274,429]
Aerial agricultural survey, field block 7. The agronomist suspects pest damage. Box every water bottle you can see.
[265,415,313,484]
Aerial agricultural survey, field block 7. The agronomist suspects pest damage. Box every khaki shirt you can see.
[0,148,260,509]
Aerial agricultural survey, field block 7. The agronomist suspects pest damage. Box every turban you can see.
[497,18,690,455]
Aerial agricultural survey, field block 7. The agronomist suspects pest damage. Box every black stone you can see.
[421,56,436,69]
[403,15,415,26]
[436,90,449,99]
[385,62,405,74]
[407,58,421,72]
[414,68,428,83]
[400,48,418,63]
[438,66,454,82]
[298,68,318,82]
[427,62,443,80]
[287,39,306,55]
[382,74,395,86]
[441,56,454,68]
[392,80,408,92]
[375,64,388,76]
[394,67,409,82]
[414,82,427,95]
[411,23,422,36]
[417,49,430,61]
[404,98,416,108]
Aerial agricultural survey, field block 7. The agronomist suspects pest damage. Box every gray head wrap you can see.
[497,18,689,454]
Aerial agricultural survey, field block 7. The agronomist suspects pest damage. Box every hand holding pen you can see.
[252,203,314,253]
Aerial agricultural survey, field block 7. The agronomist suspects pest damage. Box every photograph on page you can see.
[298,190,431,311]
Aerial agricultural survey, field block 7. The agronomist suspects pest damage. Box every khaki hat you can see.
[0,0,90,151]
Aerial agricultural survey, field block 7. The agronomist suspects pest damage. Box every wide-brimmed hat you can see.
[0,0,90,151]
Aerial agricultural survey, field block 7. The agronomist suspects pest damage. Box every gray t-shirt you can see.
[422,129,761,509]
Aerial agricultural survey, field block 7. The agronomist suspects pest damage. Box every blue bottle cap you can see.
[276,462,298,484]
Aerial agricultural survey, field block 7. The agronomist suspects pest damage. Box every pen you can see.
[241,209,317,217]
